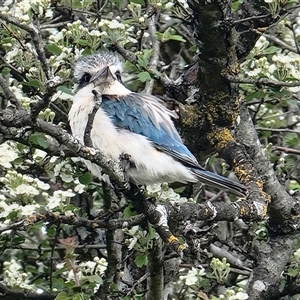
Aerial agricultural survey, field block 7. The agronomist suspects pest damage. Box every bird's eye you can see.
[115,70,123,83]
[79,73,91,87]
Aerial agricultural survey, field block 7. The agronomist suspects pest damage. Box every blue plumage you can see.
[101,94,200,168]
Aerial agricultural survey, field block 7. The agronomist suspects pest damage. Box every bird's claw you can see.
[120,152,131,161]
[111,180,131,193]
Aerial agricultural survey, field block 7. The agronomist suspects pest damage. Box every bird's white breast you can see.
[68,85,121,178]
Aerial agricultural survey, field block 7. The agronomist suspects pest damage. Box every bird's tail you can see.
[191,168,247,197]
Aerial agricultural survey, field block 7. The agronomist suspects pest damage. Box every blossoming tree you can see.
[0,0,300,299]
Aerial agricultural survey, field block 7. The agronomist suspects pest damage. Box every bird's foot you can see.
[111,180,130,194]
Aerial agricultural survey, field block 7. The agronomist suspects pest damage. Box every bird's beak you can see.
[89,66,114,84]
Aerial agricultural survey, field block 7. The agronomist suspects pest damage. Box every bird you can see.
[68,52,247,197]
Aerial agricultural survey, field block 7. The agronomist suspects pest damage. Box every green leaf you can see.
[135,253,148,267]
[189,45,197,53]
[16,143,25,152]
[231,0,243,11]
[137,56,147,69]
[57,85,74,95]
[143,49,154,63]
[23,79,41,89]
[1,67,10,75]
[46,44,62,56]
[168,34,186,43]
[137,71,152,82]
[244,90,265,101]
[124,203,138,218]
[290,181,300,191]
[54,292,69,300]
[81,275,103,285]
[124,61,139,72]
[283,133,299,147]
[1,37,13,44]
[174,186,186,193]
[130,0,145,3]
[287,267,300,277]
[147,224,155,240]
[71,0,82,9]
[79,172,93,185]
[109,282,118,292]
[156,28,185,43]
[12,235,25,244]
[37,135,48,148]
[82,48,93,55]
[76,39,89,46]
[156,32,164,41]
[262,46,280,54]
[13,157,24,165]
[53,278,67,290]
[149,69,162,78]
[30,134,48,148]
[46,226,57,237]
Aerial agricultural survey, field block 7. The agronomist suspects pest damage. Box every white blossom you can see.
[0,202,21,218]
[110,20,125,29]
[0,142,18,168]
[46,190,75,210]
[165,2,174,9]
[228,292,249,300]
[96,258,108,274]
[179,267,206,286]
[15,184,39,196]
[46,193,61,210]
[89,30,101,37]
[74,180,85,194]
[20,204,40,216]
[146,183,162,194]
[65,210,75,216]
[160,188,180,201]
[34,179,50,190]
[293,248,300,262]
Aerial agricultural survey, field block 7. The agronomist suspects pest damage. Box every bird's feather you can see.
[101,93,200,168]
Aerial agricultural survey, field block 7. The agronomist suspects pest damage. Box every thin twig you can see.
[232,14,271,25]
[15,244,107,252]
[263,32,298,53]
[40,21,70,29]
[227,74,300,87]
[255,127,300,133]
[272,146,300,155]
[0,12,50,79]
[0,73,21,108]
[0,211,145,234]
[0,283,56,300]
[143,6,160,94]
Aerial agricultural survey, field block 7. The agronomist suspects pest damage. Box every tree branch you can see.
[0,212,145,234]
[146,238,164,300]
[0,283,56,300]
[143,7,160,94]
[0,107,128,187]
[0,74,21,109]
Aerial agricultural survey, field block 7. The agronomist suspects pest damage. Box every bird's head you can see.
[74,52,127,95]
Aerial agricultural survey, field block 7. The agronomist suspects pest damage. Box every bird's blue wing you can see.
[101,93,201,169]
